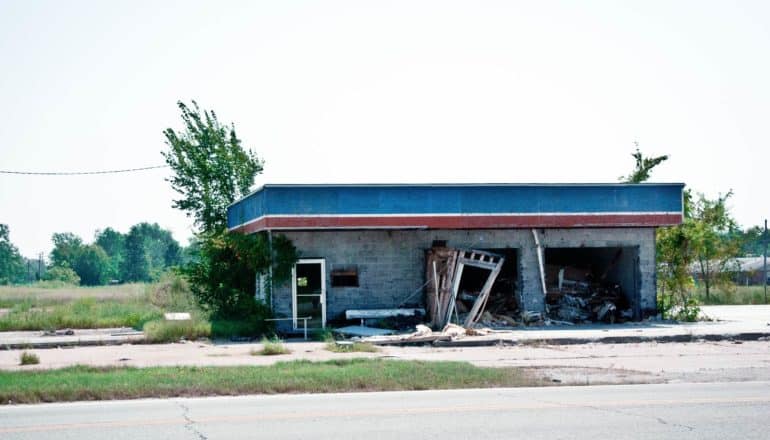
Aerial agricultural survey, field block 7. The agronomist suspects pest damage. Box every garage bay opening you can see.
[544,246,640,323]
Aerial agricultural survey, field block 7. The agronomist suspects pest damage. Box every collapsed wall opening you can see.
[425,247,519,328]
[544,246,640,323]
[469,248,519,324]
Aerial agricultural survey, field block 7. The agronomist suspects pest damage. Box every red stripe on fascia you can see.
[231,214,682,233]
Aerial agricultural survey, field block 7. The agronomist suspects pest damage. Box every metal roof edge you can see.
[228,182,686,207]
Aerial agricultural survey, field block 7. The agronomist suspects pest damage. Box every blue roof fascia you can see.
[226,183,685,229]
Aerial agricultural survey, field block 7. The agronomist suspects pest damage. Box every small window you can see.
[331,266,359,287]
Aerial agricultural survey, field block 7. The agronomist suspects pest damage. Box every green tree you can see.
[162,100,264,233]
[122,228,149,282]
[72,245,111,286]
[42,265,80,284]
[121,223,182,282]
[620,143,669,183]
[181,237,201,266]
[619,146,700,319]
[163,100,296,321]
[0,224,26,285]
[689,191,740,299]
[95,228,125,280]
[50,232,84,269]
[731,226,766,257]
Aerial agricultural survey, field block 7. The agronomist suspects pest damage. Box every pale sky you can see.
[1,1,768,258]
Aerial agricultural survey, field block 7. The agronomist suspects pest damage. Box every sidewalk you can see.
[0,328,144,350]
[1,305,768,350]
[376,305,770,346]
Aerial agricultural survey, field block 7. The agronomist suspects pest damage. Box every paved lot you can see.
[2,305,769,385]
[3,338,770,385]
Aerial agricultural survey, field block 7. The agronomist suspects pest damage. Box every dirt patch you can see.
[525,366,664,386]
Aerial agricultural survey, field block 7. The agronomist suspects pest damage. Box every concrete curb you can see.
[1,337,146,350]
[423,331,770,347]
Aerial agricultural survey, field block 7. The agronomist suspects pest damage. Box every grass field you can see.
[0,276,205,335]
[694,285,770,305]
[0,359,547,404]
[0,283,162,331]
[0,283,146,307]
[0,277,271,341]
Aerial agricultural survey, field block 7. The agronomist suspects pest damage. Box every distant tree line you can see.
[0,222,190,286]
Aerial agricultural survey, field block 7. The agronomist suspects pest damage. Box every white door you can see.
[292,259,326,329]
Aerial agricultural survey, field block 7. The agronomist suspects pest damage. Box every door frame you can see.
[291,258,326,329]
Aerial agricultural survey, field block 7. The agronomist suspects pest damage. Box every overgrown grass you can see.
[0,283,147,307]
[325,341,379,353]
[0,275,275,341]
[0,297,163,331]
[19,351,39,366]
[0,275,202,332]
[143,319,212,343]
[694,285,770,305]
[0,359,546,404]
[211,319,269,338]
[253,337,291,355]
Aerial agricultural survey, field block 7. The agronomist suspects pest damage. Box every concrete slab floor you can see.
[2,339,770,386]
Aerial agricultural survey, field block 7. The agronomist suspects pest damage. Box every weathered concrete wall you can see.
[269,228,657,331]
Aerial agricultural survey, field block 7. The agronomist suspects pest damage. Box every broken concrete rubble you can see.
[545,263,632,324]
[362,323,495,345]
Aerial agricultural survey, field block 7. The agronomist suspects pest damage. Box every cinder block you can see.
[269,228,658,324]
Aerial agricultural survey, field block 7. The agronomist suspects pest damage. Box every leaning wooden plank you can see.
[432,260,440,326]
[463,259,504,327]
[438,250,458,326]
[425,251,439,325]
[532,229,547,296]
[444,261,465,327]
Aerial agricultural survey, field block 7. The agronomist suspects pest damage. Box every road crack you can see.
[175,401,208,440]
[532,397,695,432]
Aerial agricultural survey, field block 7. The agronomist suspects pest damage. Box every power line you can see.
[0,165,168,176]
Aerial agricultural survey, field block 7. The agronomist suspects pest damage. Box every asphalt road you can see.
[2,382,769,439]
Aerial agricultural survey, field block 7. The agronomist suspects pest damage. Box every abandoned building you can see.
[227,183,684,332]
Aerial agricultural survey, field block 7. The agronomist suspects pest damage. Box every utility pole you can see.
[762,219,767,304]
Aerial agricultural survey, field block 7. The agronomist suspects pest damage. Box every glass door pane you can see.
[295,262,324,328]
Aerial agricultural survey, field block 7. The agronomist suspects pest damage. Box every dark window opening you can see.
[331,266,359,287]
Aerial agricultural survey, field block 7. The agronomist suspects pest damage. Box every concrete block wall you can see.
[269,227,657,330]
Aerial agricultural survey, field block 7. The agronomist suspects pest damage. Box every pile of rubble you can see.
[363,323,496,345]
[545,264,633,324]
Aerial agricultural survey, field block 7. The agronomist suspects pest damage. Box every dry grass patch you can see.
[19,351,39,366]
[252,337,291,356]
[326,341,379,353]
[0,359,549,404]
